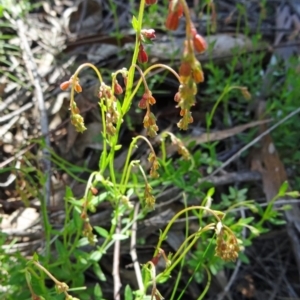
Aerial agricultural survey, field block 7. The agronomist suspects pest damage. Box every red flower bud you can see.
[174,92,181,102]
[179,61,191,77]
[90,187,98,195]
[166,12,179,30]
[145,0,157,5]
[192,68,204,83]
[141,29,156,40]
[193,34,207,53]
[113,80,123,95]
[60,81,70,90]
[138,44,148,63]
[74,82,82,93]
[191,26,197,37]
[169,1,183,18]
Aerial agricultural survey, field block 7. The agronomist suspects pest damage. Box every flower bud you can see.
[193,34,207,53]
[169,1,183,18]
[138,44,148,63]
[113,80,123,95]
[179,61,192,77]
[166,12,179,30]
[145,0,157,5]
[141,29,156,40]
[60,81,70,90]
[192,68,204,83]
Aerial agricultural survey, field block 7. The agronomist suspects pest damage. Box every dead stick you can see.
[205,106,300,179]
[15,18,51,207]
[130,203,144,290]
[113,216,122,300]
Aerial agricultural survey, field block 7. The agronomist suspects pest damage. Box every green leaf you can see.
[238,217,254,225]
[89,250,102,262]
[94,283,103,297]
[94,226,109,238]
[280,204,292,211]
[65,186,74,199]
[33,252,39,261]
[73,208,82,229]
[25,270,31,283]
[207,187,215,198]
[114,144,122,151]
[286,191,300,197]
[112,233,129,240]
[131,15,139,31]
[55,239,66,258]
[124,284,133,300]
[239,252,250,264]
[93,263,106,281]
[77,237,89,247]
[278,181,289,196]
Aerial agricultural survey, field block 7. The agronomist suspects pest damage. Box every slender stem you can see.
[123,0,146,112]
[197,265,211,300]
[120,135,156,190]
[39,190,51,260]
[124,63,181,114]
[155,206,223,256]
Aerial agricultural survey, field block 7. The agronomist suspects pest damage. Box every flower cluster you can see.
[60,76,82,93]
[138,29,156,64]
[175,25,207,129]
[60,76,86,133]
[148,152,160,178]
[215,222,240,261]
[144,182,156,209]
[170,135,190,160]
[120,195,134,209]
[139,90,159,137]
[164,0,208,130]
[82,220,96,245]
[98,81,122,136]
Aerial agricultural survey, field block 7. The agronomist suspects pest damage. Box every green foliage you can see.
[1,0,298,299]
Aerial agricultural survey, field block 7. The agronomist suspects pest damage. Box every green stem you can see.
[170,194,189,300]
[155,206,223,256]
[258,195,280,227]
[101,24,149,183]
[197,265,211,300]
[120,135,156,190]
[207,85,244,137]
[123,0,146,113]
[40,192,51,260]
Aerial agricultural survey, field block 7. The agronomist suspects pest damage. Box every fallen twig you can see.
[113,216,122,300]
[205,106,300,179]
[15,18,51,207]
[130,203,144,290]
